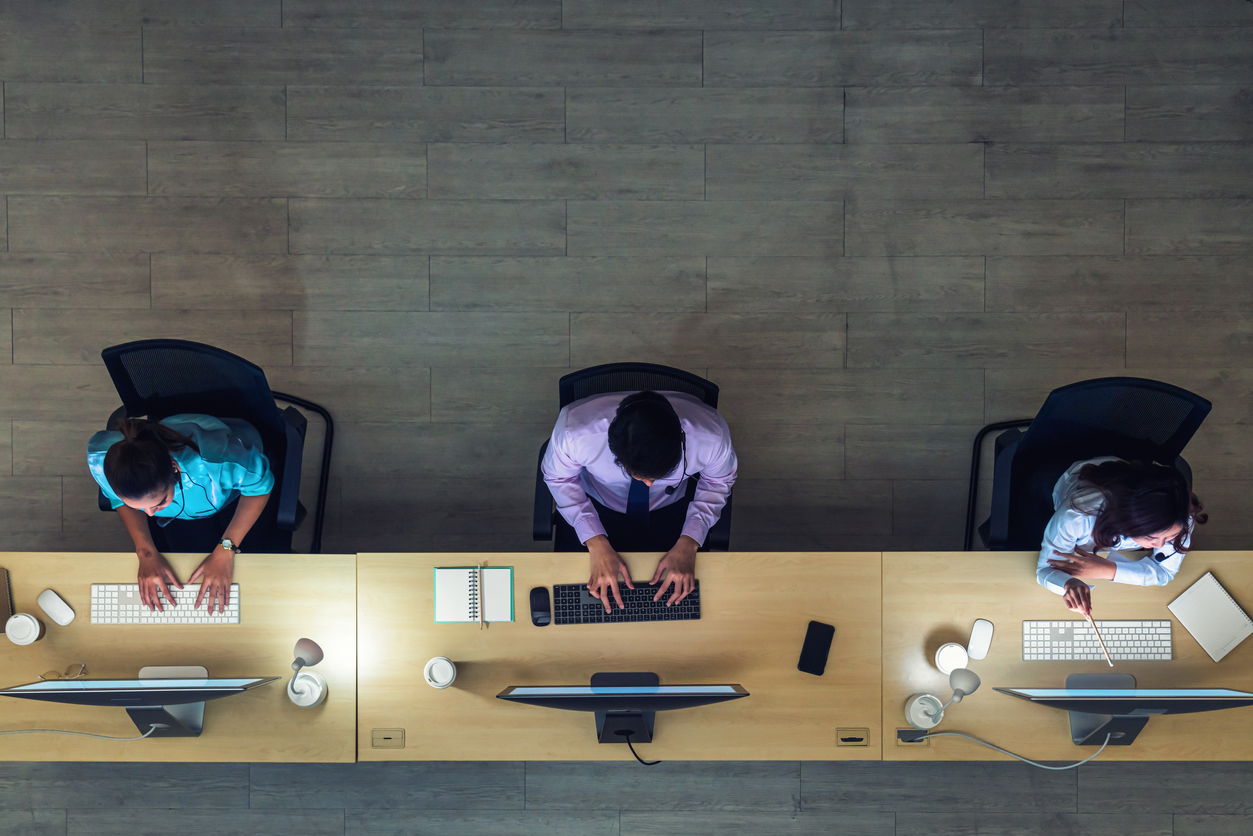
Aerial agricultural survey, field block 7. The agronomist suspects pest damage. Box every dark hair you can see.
[102,418,199,501]
[1075,460,1207,553]
[607,391,682,481]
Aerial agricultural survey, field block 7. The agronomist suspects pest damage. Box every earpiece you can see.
[663,433,688,495]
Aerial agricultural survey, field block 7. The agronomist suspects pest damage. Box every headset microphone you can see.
[663,433,688,495]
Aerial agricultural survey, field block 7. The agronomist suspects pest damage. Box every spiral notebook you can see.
[433,566,514,623]
[1168,572,1253,662]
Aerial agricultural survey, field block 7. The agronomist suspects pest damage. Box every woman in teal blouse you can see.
[87,415,274,614]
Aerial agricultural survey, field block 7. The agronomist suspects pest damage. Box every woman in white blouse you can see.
[1038,456,1207,615]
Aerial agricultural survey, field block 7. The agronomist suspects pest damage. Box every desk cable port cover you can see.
[895,728,1112,770]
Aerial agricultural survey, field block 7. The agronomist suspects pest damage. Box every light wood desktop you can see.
[0,552,356,762]
[357,552,881,761]
[883,551,1253,761]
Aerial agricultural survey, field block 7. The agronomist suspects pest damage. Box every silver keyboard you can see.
[91,584,240,625]
[1024,620,1171,661]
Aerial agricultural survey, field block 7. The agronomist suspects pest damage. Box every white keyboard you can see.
[1023,620,1171,661]
[90,584,240,624]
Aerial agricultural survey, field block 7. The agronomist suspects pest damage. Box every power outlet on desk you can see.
[371,729,405,749]
[836,727,869,747]
[896,728,929,747]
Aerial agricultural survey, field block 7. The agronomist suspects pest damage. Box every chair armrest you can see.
[98,406,130,513]
[985,438,1020,550]
[276,405,308,531]
[534,440,554,541]
[705,492,732,551]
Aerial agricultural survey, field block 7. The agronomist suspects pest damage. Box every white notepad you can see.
[1168,572,1253,662]
[434,566,514,623]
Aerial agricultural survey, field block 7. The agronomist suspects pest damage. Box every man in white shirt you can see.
[542,390,737,613]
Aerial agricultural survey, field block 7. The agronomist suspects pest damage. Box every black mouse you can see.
[529,587,551,626]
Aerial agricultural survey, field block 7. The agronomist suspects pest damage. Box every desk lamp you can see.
[287,638,327,708]
[906,668,981,730]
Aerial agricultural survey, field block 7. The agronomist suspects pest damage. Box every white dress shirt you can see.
[1037,456,1192,595]
[541,391,738,546]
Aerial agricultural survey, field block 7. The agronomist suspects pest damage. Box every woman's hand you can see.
[586,535,634,613]
[651,536,698,606]
[1062,578,1093,616]
[136,548,184,612]
[1048,545,1117,580]
[189,546,236,615]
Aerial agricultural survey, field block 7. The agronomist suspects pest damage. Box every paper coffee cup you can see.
[424,657,457,689]
[5,613,45,646]
[934,642,969,675]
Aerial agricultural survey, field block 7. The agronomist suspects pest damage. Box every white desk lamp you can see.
[287,638,328,708]
[905,668,981,730]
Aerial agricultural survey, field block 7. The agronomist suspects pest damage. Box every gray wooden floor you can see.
[2,1,1252,832]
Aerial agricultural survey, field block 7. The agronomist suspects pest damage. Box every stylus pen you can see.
[1085,613,1114,667]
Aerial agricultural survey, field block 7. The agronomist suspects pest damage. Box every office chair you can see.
[533,362,733,551]
[965,377,1211,551]
[96,340,334,553]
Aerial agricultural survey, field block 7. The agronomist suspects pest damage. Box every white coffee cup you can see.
[934,642,969,675]
[424,656,457,689]
[5,613,45,646]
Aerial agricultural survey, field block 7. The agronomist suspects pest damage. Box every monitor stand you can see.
[126,665,208,738]
[1066,673,1163,747]
[592,672,658,745]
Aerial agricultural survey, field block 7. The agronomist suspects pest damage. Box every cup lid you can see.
[427,659,453,683]
[6,614,35,643]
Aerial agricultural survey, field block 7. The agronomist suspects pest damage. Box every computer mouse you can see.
[530,587,551,627]
[38,589,75,626]
[968,618,994,660]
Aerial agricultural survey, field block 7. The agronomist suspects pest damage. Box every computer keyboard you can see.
[552,582,700,625]
[90,584,240,625]
[1023,620,1171,661]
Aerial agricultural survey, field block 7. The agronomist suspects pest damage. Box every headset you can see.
[613,394,689,495]
[161,462,221,524]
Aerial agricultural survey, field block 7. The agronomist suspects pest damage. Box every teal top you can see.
[87,414,274,519]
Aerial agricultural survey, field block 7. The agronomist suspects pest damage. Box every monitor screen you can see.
[506,686,742,697]
[994,686,1253,716]
[498,683,748,713]
[0,677,279,707]
[1010,689,1253,699]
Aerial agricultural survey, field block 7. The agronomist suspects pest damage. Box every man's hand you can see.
[1048,545,1117,581]
[189,546,236,615]
[586,535,633,613]
[1062,578,1093,616]
[136,548,183,612]
[651,535,698,606]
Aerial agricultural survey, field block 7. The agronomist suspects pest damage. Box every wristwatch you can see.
[219,538,241,554]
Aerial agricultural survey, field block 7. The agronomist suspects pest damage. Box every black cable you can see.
[624,733,660,766]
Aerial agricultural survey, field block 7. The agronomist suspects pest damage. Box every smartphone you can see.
[529,587,552,627]
[797,620,835,676]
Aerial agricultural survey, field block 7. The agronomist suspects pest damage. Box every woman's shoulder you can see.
[161,413,230,434]
[86,430,123,458]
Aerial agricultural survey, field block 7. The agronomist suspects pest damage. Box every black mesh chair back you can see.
[999,377,1211,550]
[102,340,285,441]
[559,363,718,409]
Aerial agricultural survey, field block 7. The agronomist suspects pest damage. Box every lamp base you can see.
[905,693,944,730]
[288,671,328,707]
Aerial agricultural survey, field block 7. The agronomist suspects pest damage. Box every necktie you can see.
[626,478,650,530]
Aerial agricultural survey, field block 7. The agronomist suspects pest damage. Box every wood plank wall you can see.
[0,0,1250,558]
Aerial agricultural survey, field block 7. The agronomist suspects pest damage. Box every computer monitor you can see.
[996,675,1253,746]
[497,672,748,744]
[0,677,279,738]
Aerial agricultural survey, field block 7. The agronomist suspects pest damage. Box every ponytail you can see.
[102,418,200,501]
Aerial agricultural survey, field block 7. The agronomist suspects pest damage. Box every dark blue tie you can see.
[626,478,650,529]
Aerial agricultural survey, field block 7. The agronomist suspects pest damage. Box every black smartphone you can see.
[797,620,835,676]
[529,587,552,627]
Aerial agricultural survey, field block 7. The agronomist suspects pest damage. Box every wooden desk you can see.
[358,552,881,760]
[0,553,356,762]
[883,551,1253,761]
